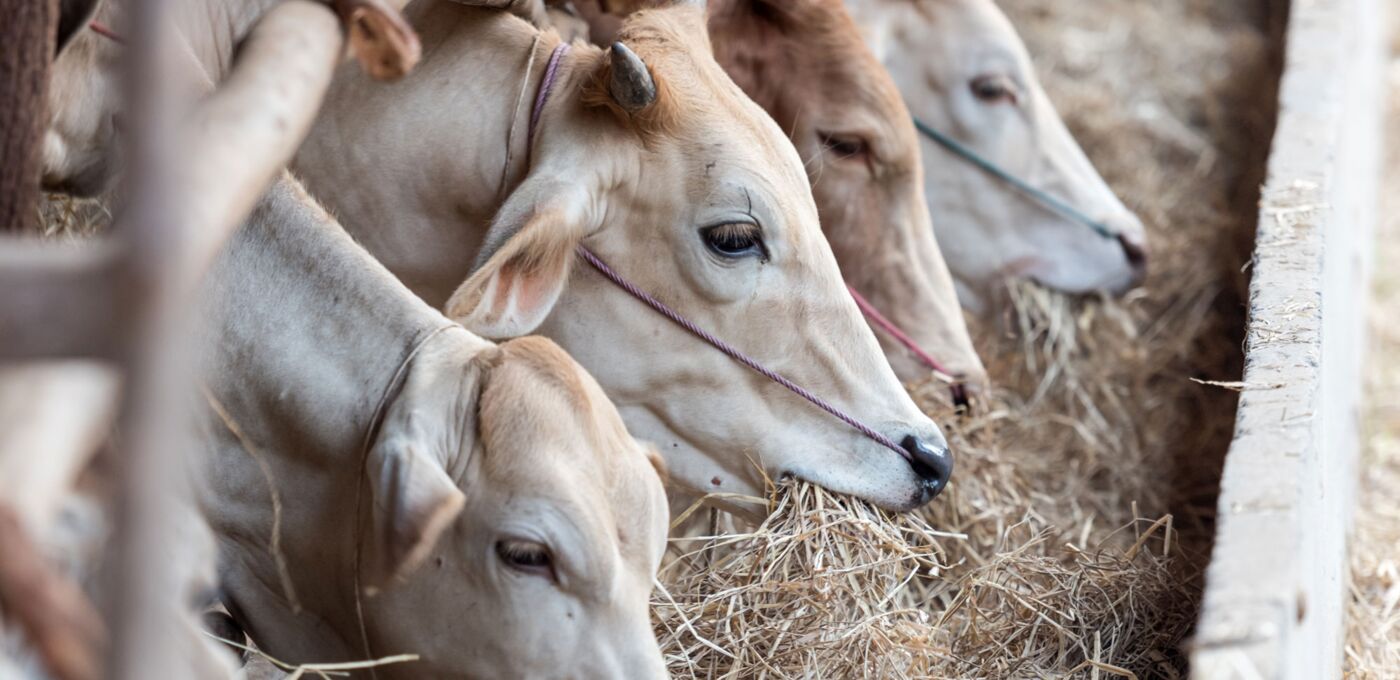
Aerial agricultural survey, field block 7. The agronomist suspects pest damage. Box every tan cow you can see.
[293,1,956,511]
[199,175,669,678]
[568,0,986,388]
[845,0,1149,310]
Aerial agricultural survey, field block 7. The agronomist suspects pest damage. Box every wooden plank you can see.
[1190,0,1386,677]
[0,240,125,360]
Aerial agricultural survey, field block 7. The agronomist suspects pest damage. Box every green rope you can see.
[913,117,1116,240]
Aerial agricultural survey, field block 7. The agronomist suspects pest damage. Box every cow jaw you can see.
[42,0,288,195]
[848,0,1148,308]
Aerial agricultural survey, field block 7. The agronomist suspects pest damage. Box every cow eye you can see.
[970,74,1019,105]
[701,222,767,261]
[496,539,554,579]
[820,132,870,160]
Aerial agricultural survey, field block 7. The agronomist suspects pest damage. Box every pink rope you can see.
[89,21,127,44]
[847,286,956,380]
[849,286,969,407]
[575,246,912,462]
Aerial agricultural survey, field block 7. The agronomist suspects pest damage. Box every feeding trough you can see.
[1191,0,1385,677]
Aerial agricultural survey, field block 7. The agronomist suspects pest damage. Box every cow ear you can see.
[643,445,669,485]
[364,436,467,587]
[443,180,593,338]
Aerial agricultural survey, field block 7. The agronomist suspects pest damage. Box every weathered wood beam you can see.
[0,0,59,233]
[0,239,125,360]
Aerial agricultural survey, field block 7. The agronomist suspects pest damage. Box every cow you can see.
[43,0,955,513]
[198,175,670,678]
[844,0,1149,311]
[291,1,956,512]
[564,0,986,388]
[546,0,985,388]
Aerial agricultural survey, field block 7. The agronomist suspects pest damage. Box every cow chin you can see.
[673,460,931,520]
[785,456,933,514]
[620,406,936,518]
[1018,232,1141,297]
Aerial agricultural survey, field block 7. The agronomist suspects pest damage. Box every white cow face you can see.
[365,337,669,680]
[849,0,1148,310]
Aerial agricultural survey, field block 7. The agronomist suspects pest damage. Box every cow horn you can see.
[608,42,656,113]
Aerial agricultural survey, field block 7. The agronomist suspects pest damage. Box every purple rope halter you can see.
[526,41,911,464]
[574,247,911,462]
[529,43,572,148]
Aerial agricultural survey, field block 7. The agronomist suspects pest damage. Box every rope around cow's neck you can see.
[527,42,913,463]
[846,285,967,405]
[912,117,1116,240]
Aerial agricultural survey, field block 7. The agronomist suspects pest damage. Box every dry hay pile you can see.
[1342,38,1400,680]
[656,1,1283,678]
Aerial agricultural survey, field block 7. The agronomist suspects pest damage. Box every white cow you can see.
[846,0,1149,310]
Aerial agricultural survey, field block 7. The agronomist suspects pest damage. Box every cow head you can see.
[443,3,953,511]
[363,336,668,679]
[848,0,1148,311]
[704,0,985,389]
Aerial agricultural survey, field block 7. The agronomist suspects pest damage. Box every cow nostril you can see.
[1118,232,1149,271]
[901,434,953,501]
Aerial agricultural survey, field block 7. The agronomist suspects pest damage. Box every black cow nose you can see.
[1117,232,1149,283]
[901,434,953,502]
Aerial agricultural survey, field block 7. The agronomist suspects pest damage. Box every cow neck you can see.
[201,178,460,667]
[178,0,285,81]
[202,178,455,470]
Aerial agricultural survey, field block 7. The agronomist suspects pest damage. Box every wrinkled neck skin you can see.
[197,176,486,666]
[701,0,986,387]
[293,5,567,307]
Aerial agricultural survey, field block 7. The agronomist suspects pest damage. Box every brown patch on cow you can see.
[498,336,596,410]
[710,0,915,174]
[579,4,716,143]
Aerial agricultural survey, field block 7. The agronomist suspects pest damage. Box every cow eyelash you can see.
[970,74,1020,106]
[496,539,555,580]
[701,222,768,262]
[819,132,871,161]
